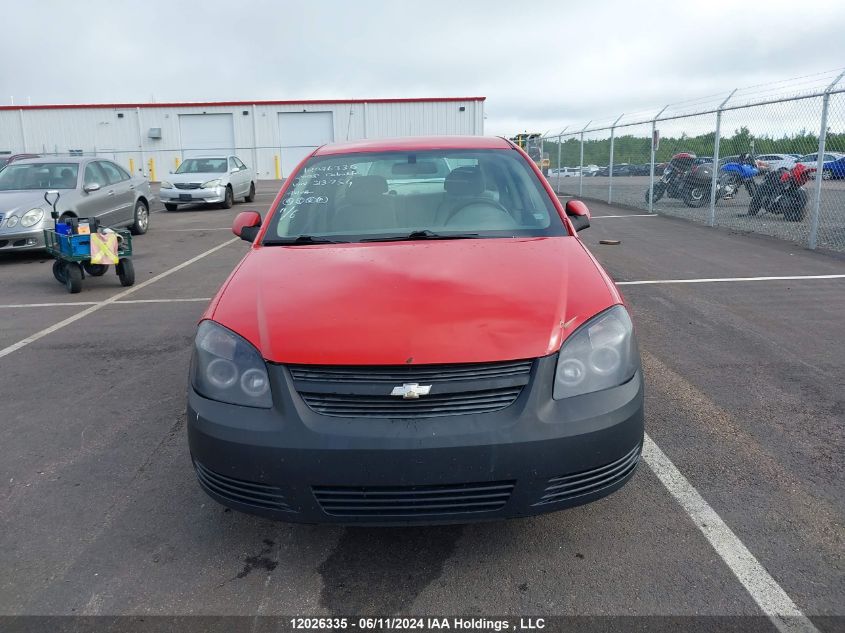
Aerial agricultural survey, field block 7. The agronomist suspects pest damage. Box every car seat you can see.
[435,166,497,225]
[59,168,76,188]
[333,175,397,232]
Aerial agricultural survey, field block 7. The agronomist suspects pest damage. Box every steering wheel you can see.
[443,197,511,225]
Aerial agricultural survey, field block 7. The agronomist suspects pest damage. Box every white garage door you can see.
[278,112,334,176]
[179,114,235,158]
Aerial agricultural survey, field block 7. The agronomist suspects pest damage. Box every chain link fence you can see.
[544,70,845,251]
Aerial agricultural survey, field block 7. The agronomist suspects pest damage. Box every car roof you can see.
[14,156,92,165]
[314,136,513,156]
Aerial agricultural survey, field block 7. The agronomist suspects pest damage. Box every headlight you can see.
[191,320,272,408]
[160,180,173,189]
[553,305,640,400]
[201,179,223,189]
[21,208,44,227]
[6,215,19,228]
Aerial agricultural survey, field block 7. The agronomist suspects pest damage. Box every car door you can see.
[74,162,112,221]
[231,156,249,196]
[234,156,251,194]
[227,157,240,196]
[96,160,134,226]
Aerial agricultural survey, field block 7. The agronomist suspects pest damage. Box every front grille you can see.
[175,182,201,190]
[533,443,641,505]
[301,387,523,418]
[313,480,515,517]
[289,359,532,383]
[193,461,293,512]
[0,240,8,248]
[290,359,532,419]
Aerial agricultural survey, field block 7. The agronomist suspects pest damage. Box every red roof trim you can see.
[0,97,486,112]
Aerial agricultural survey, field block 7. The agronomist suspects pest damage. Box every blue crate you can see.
[56,232,91,257]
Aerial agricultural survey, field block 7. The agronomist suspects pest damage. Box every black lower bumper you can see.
[187,357,644,525]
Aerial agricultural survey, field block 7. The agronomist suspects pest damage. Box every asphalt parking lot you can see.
[0,181,843,630]
[556,175,845,251]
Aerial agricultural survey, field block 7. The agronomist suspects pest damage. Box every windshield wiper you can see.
[362,230,481,243]
[263,235,347,246]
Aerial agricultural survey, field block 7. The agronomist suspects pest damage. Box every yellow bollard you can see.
[128,157,135,174]
[148,158,156,182]
[174,156,180,170]
[274,155,281,180]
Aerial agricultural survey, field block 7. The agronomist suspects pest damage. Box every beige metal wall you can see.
[0,98,485,180]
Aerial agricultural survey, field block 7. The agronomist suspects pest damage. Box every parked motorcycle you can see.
[645,152,698,203]
[719,153,759,200]
[747,163,815,221]
[681,153,759,208]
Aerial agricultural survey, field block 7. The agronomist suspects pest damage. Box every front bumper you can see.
[160,186,225,204]
[0,227,45,251]
[187,356,645,525]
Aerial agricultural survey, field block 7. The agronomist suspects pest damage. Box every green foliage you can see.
[543,126,841,168]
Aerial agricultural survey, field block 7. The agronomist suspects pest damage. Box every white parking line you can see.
[592,214,656,219]
[0,297,211,310]
[0,298,214,309]
[643,435,818,633]
[165,227,232,232]
[4,275,839,310]
[0,238,238,360]
[114,297,212,304]
[0,301,99,308]
[617,274,845,286]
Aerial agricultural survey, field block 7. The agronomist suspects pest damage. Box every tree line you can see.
[543,126,845,167]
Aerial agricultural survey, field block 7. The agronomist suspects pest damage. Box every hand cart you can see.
[42,191,135,294]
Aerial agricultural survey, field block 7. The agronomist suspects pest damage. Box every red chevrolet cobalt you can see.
[187,136,643,524]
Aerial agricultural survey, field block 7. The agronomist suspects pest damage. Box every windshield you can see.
[267,149,565,243]
[0,163,79,191]
[176,158,227,174]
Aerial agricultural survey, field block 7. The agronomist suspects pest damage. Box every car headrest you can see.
[346,175,388,204]
[444,166,484,196]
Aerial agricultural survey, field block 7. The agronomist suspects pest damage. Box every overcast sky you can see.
[4,0,845,135]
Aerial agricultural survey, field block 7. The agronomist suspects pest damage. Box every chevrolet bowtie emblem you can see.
[390,383,432,399]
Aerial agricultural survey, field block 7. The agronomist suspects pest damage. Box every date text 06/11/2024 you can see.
[289,618,547,631]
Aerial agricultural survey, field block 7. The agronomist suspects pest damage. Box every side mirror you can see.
[230,168,239,174]
[83,182,101,193]
[565,199,591,232]
[233,211,262,242]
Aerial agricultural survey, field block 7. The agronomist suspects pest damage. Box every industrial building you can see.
[0,97,485,179]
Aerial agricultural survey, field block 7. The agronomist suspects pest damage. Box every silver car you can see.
[757,153,797,172]
[0,157,153,252]
[159,155,255,211]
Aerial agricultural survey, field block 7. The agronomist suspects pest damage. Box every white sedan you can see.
[550,167,580,178]
[160,155,255,211]
[757,153,797,172]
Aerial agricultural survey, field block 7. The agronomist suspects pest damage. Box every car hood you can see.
[168,172,227,183]
[209,237,619,365]
[0,190,52,216]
